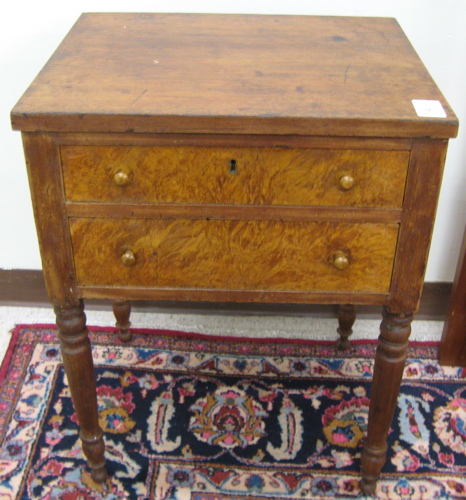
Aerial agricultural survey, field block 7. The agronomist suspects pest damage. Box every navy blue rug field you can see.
[0,325,465,499]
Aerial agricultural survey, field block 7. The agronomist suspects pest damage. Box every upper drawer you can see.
[61,146,409,207]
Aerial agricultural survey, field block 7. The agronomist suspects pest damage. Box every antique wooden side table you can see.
[12,14,458,494]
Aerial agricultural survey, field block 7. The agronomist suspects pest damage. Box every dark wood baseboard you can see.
[0,269,451,321]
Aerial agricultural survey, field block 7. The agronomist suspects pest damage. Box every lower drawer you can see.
[69,218,398,293]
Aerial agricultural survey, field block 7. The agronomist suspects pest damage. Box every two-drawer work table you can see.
[12,13,458,494]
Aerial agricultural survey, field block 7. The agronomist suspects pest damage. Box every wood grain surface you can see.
[11,14,458,137]
[77,286,390,305]
[70,218,398,293]
[61,145,409,208]
[21,133,79,304]
[56,132,413,151]
[390,139,448,312]
[65,203,403,224]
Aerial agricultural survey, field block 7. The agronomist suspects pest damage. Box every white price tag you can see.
[412,99,446,118]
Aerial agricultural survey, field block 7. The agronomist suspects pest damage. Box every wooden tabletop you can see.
[12,13,458,137]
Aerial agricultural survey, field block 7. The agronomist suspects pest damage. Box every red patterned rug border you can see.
[9,322,441,347]
[0,326,21,386]
[0,323,440,391]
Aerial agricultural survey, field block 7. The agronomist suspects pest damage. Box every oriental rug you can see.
[0,325,465,499]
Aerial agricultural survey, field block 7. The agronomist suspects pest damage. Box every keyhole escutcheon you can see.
[229,159,238,175]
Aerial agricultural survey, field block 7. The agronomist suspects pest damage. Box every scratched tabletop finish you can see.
[11,13,457,137]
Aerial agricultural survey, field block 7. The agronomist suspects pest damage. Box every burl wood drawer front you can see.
[69,218,398,293]
[61,146,409,208]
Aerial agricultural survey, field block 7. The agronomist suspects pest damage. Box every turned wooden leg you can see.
[360,306,413,495]
[336,304,357,350]
[112,300,132,342]
[54,300,107,483]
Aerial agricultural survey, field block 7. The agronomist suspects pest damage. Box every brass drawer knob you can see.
[121,250,136,266]
[114,169,132,186]
[339,174,355,190]
[333,251,349,270]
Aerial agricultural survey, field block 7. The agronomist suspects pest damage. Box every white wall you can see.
[1,0,465,281]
